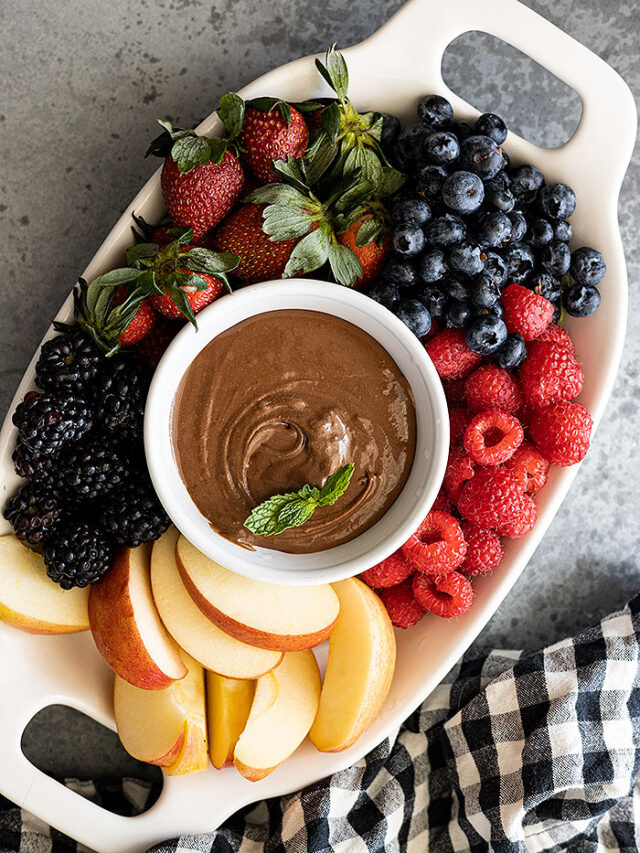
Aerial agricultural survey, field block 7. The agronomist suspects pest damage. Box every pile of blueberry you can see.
[371,94,606,364]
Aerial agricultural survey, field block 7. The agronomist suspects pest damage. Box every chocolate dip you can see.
[172,309,416,553]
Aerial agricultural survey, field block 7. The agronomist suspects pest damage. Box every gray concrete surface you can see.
[1,0,639,806]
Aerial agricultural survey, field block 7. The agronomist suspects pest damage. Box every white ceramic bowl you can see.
[144,279,449,585]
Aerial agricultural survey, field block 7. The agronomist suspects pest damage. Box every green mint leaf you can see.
[283,228,330,278]
[327,241,362,287]
[244,493,315,537]
[317,463,355,506]
[324,45,349,101]
[275,498,316,530]
[217,93,245,141]
[298,483,321,501]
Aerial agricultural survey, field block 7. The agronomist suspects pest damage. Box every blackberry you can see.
[98,473,170,547]
[13,441,62,490]
[35,328,102,396]
[60,435,130,500]
[12,391,93,457]
[3,483,62,545]
[44,521,113,589]
[93,357,150,439]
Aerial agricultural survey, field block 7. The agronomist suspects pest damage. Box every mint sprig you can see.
[244,464,355,537]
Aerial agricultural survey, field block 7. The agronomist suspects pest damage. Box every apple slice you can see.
[176,535,339,651]
[114,650,207,770]
[89,543,187,689]
[151,529,282,678]
[234,650,321,781]
[206,672,256,769]
[0,534,89,634]
[310,577,396,752]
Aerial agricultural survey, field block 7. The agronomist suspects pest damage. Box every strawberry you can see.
[151,271,224,318]
[212,203,299,283]
[337,215,391,289]
[239,100,309,183]
[135,315,181,369]
[112,286,156,346]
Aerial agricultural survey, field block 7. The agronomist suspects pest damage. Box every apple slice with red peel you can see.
[163,651,209,776]
[0,534,89,634]
[176,535,340,651]
[310,577,396,752]
[206,672,255,769]
[151,529,282,678]
[89,543,187,689]
[234,650,321,781]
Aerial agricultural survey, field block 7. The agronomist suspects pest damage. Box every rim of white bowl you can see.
[144,279,449,585]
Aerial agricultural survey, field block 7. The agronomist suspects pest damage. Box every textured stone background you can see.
[1,0,639,811]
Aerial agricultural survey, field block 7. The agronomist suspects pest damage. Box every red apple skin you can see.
[147,731,186,767]
[89,545,187,689]
[176,554,338,652]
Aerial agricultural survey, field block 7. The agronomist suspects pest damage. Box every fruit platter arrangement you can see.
[0,0,635,847]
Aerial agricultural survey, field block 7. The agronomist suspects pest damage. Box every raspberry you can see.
[443,377,467,406]
[536,324,574,352]
[501,283,554,341]
[425,329,483,380]
[530,401,593,466]
[495,494,537,538]
[401,511,467,575]
[360,549,414,589]
[460,522,503,575]
[443,447,475,503]
[412,571,473,618]
[464,365,523,414]
[504,439,549,493]
[519,340,584,409]
[463,410,524,466]
[379,580,425,629]
[458,467,526,528]
[449,407,474,445]
[432,488,453,514]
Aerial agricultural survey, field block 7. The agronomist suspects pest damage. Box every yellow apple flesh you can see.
[206,672,255,769]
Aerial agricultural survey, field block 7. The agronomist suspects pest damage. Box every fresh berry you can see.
[564,284,601,318]
[458,467,527,527]
[484,178,515,213]
[529,401,593,466]
[419,248,448,283]
[392,222,425,256]
[367,281,400,311]
[495,493,537,538]
[415,164,448,200]
[379,580,425,629]
[448,242,484,277]
[391,198,431,226]
[401,511,467,575]
[540,240,571,276]
[422,131,460,165]
[60,436,129,500]
[35,329,102,396]
[98,472,170,546]
[529,217,554,246]
[412,571,473,618]
[418,284,446,319]
[503,242,535,284]
[474,113,507,145]
[239,104,309,183]
[570,247,606,286]
[501,283,554,341]
[417,94,453,128]
[444,298,472,329]
[360,549,414,588]
[519,340,584,408]
[509,164,544,205]
[380,113,401,150]
[464,315,508,355]
[530,272,562,303]
[12,442,61,491]
[13,391,93,458]
[395,299,432,337]
[538,182,576,220]
[443,377,467,406]
[43,522,113,589]
[474,211,512,247]
[93,357,149,440]
[442,171,484,214]
[509,210,527,242]
[424,214,466,247]
[503,439,549,493]
[425,329,483,379]
[383,257,419,288]
[459,136,503,180]
[338,216,392,288]
[443,447,475,503]
[464,365,522,414]
[3,483,62,545]
[460,522,503,575]
[463,410,524,466]
[494,333,527,370]
[432,488,453,513]
[135,316,181,370]
[449,407,473,445]
[151,271,224,318]
[536,324,573,351]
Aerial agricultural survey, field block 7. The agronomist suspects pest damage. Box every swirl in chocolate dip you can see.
[172,309,416,553]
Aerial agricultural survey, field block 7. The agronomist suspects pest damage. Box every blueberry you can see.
[554,220,572,243]
[494,333,527,369]
[459,135,503,180]
[442,171,485,214]
[439,277,469,302]
[448,242,485,277]
[474,113,508,145]
[529,272,562,303]
[465,315,508,355]
[482,251,508,287]
[444,299,472,328]
[394,298,432,337]
[503,242,535,283]
[491,171,511,190]
[449,120,474,141]
[470,277,501,308]
[417,285,446,319]
[422,131,460,165]
[509,164,545,205]
[367,281,400,311]
[419,249,448,283]
[529,217,554,247]
[538,182,576,220]
[380,113,401,151]
[474,211,512,247]
[484,179,515,213]
[417,94,453,128]
[416,165,449,201]
[391,198,432,226]
[396,122,430,163]
[390,137,414,171]
[570,246,606,286]
[509,210,528,242]
[424,213,466,247]
[392,222,426,257]
[541,239,571,276]
[501,151,511,171]
[564,284,601,317]
[487,300,505,320]
[381,258,418,288]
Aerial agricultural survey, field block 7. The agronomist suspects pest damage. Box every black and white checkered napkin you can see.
[3,595,640,853]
